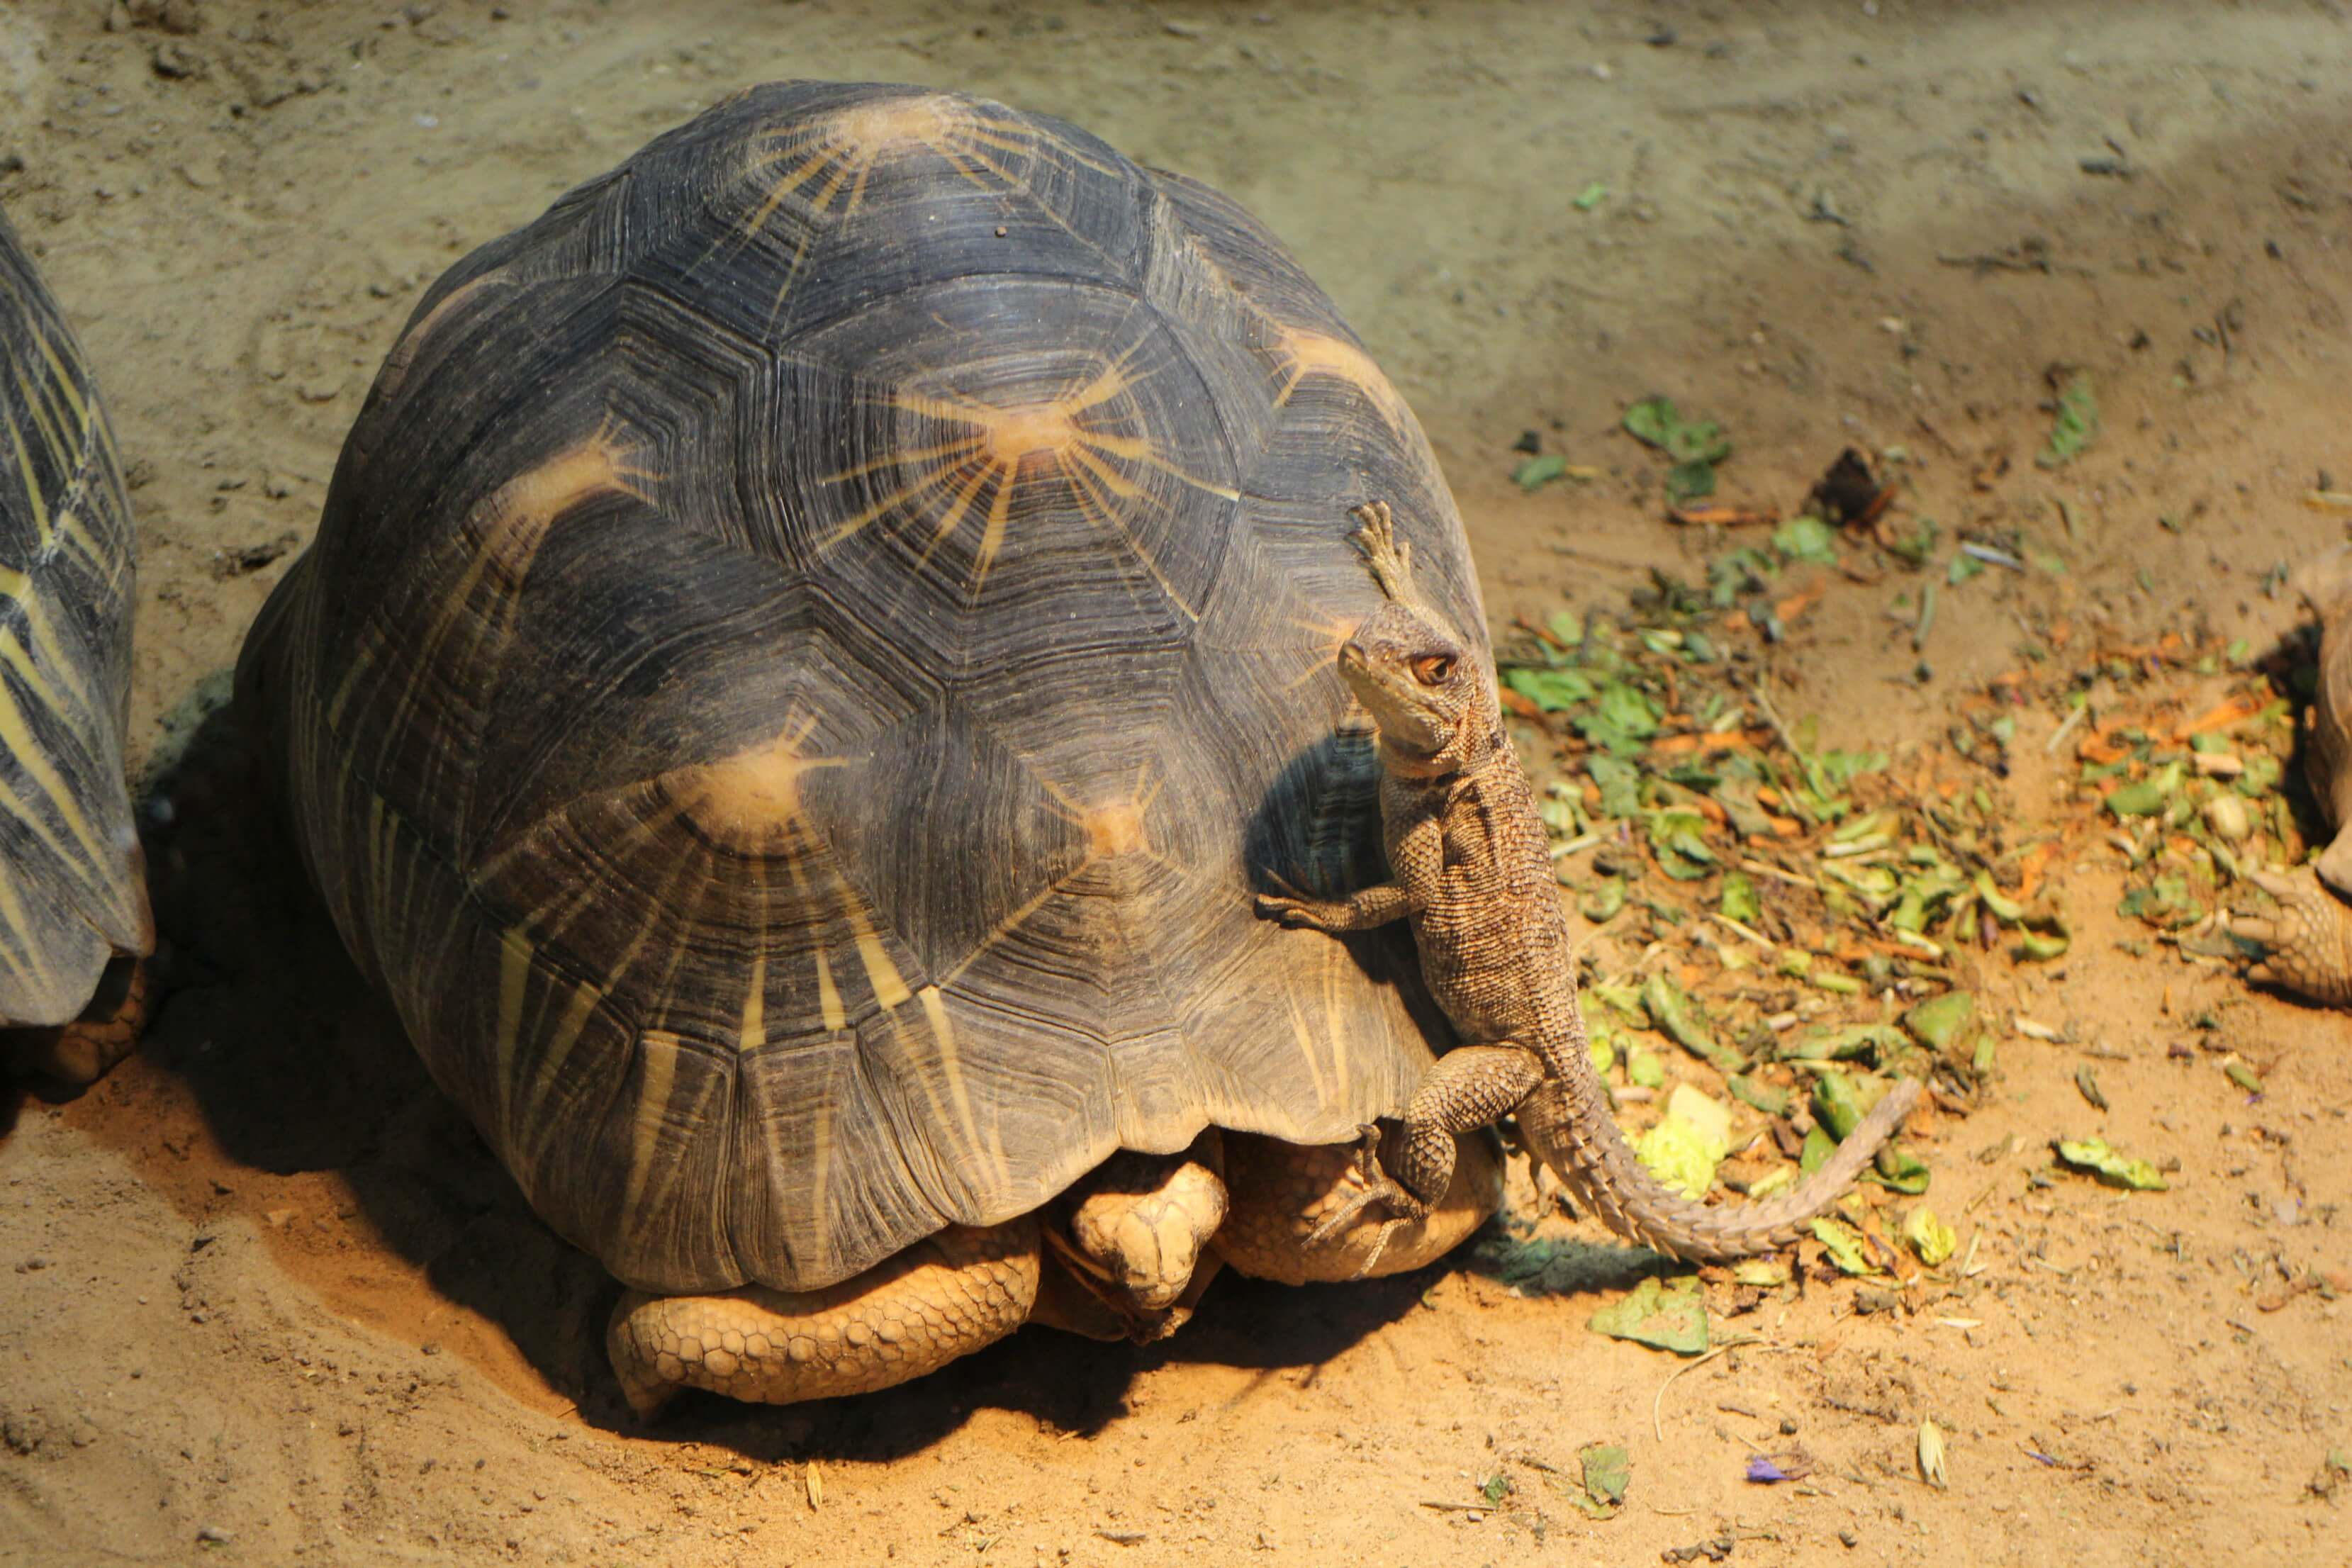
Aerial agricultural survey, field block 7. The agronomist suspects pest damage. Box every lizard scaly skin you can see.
[1260,501,1920,1269]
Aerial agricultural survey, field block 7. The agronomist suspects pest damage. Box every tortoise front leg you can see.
[607,1219,1041,1418]
[4,956,149,1086]
[2232,868,2352,1007]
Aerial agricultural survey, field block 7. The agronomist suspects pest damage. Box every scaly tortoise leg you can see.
[4,955,150,1086]
[2232,868,2352,1007]
[606,1218,1041,1418]
[1216,1123,1505,1287]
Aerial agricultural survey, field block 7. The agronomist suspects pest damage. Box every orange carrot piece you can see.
[2016,842,2053,902]
[2175,696,2260,739]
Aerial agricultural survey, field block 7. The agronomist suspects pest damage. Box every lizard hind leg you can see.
[1297,1044,1542,1277]
[1216,1125,1504,1286]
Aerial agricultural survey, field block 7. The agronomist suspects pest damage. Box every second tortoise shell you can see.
[239,81,1494,1296]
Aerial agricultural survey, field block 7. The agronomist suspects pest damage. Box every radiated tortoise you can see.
[0,205,153,1085]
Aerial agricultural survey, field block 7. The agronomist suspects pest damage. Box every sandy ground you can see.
[4,1,2352,1564]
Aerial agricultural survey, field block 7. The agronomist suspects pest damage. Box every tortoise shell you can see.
[238,82,1491,1296]
[0,206,150,1027]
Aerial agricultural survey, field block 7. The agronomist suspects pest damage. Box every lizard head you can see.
[1338,601,1496,771]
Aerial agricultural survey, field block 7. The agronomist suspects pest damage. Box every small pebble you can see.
[196,1525,233,1545]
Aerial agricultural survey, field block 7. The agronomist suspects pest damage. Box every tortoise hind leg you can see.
[606,1217,1041,1418]
[1213,1126,1503,1286]
[1036,1131,1229,1343]
[4,955,149,1086]
[2233,869,2352,1007]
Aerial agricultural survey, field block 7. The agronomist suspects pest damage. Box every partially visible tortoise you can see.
[240,82,1903,1417]
[0,206,153,1085]
[2231,548,2352,1003]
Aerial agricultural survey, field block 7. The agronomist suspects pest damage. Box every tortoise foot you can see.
[1214,1128,1501,1286]
[1037,1132,1228,1341]
[2234,869,2352,1007]
[4,955,150,1087]
[605,1219,1041,1417]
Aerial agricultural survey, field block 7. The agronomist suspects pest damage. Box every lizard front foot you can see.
[1348,500,1415,604]
[1254,867,1341,931]
[1255,892,1339,930]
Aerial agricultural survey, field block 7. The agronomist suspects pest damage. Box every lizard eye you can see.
[1411,655,1455,686]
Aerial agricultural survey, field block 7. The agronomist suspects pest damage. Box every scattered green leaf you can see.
[1575,1443,1630,1518]
[1726,1073,1790,1117]
[2011,926,2070,962]
[1666,459,1715,505]
[1503,666,1599,712]
[1578,681,1663,754]
[1903,1205,1957,1266]
[1810,1216,1878,1276]
[1513,453,1569,491]
[1624,397,1677,449]
[2054,1137,2168,1190]
[1625,397,1731,503]
[1772,514,1839,566]
[1643,973,1744,1075]
[2105,761,2184,818]
[1581,878,1629,923]
[1587,1275,1710,1355]
[1586,752,1643,818]
[1787,1023,1906,1063]
[1636,1084,1735,1199]
[1719,870,1761,924]
[1872,1143,1932,1194]
[1900,992,1976,1053]
[1811,1070,1883,1140]
[2037,371,2099,468]
[1647,810,1718,880]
